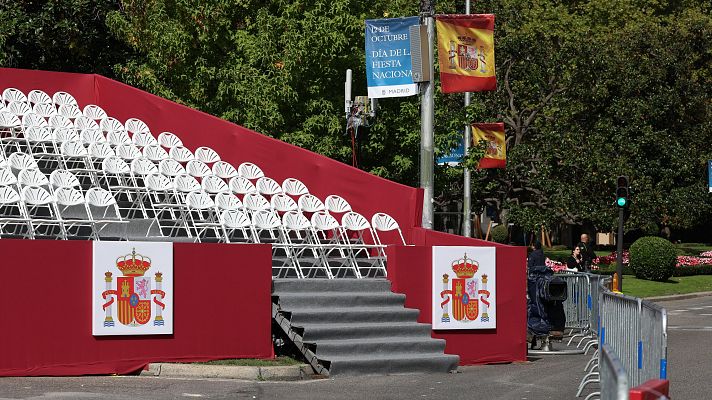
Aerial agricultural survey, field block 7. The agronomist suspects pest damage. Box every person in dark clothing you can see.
[566,246,585,271]
[527,241,546,268]
[575,234,596,271]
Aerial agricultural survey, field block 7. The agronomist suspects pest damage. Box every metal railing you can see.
[600,343,629,400]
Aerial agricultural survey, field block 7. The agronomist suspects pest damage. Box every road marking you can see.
[672,309,688,312]
[700,314,712,316]
[689,307,705,310]
[182,394,205,398]
[668,325,712,331]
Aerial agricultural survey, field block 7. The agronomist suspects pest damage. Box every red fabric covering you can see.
[386,228,527,365]
[0,240,273,376]
[0,68,423,245]
[629,379,670,400]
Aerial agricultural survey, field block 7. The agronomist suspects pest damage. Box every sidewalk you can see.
[140,362,316,381]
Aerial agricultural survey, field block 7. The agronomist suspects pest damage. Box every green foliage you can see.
[490,224,508,244]
[629,236,677,281]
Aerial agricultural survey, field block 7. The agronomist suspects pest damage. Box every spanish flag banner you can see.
[472,122,505,168]
[436,14,496,93]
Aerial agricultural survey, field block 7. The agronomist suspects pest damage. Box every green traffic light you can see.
[617,197,627,207]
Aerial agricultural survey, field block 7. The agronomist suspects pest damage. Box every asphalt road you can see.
[659,294,712,399]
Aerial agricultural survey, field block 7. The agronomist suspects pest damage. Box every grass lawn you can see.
[196,356,303,366]
[621,274,712,298]
[675,243,712,256]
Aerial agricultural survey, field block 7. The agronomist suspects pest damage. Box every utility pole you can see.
[420,0,435,229]
[462,0,472,237]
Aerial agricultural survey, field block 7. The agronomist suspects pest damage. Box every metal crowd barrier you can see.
[600,343,629,400]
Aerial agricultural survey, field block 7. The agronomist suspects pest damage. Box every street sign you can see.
[708,160,712,193]
[437,137,464,166]
[365,17,419,99]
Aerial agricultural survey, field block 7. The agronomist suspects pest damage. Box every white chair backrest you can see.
[195,146,220,164]
[325,194,352,214]
[311,210,340,231]
[100,117,126,135]
[142,145,169,162]
[214,192,243,210]
[371,212,406,245]
[201,174,230,194]
[88,142,116,159]
[54,186,85,206]
[52,127,80,143]
[132,131,158,148]
[101,156,131,175]
[0,185,21,204]
[61,140,89,157]
[106,130,132,146]
[131,157,159,176]
[186,190,215,210]
[0,111,21,128]
[0,168,18,186]
[49,114,73,129]
[32,102,57,118]
[158,158,186,177]
[58,104,83,119]
[3,88,28,105]
[145,173,173,191]
[19,169,49,187]
[86,187,117,207]
[243,192,271,212]
[83,104,107,121]
[169,146,194,163]
[125,117,150,135]
[341,211,372,232]
[256,177,283,196]
[157,131,183,149]
[212,160,238,180]
[21,113,48,128]
[25,126,53,143]
[270,193,298,213]
[186,159,212,179]
[22,185,54,205]
[28,89,52,105]
[229,176,256,195]
[298,194,325,213]
[252,209,281,229]
[173,174,201,193]
[50,170,81,189]
[282,210,312,230]
[74,116,100,131]
[238,162,264,180]
[8,101,32,116]
[282,178,309,197]
[114,144,142,160]
[81,129,106,145]
[8,152,38,170]
[221,209,251,229]
[52,91,77,108]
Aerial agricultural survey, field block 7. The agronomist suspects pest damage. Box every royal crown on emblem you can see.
[116,248,152,277]
[451,253,478,278]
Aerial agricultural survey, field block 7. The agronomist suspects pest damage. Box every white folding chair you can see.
[74,116,100,132]
[173,173,201,204]
[214,192,243,211]
[54,186,93,239]
[8,152,39,172]
[201,174,230,196]
[114,143,142,161]
[220,209,253,243]
[158,158,186,178]
[7,101,32,118]
[157,131,183,149]
[49,114,73,130]
[243,192,272,217]
[125,117,150,135]
[195,146,220,164]
[107,129,132,147]
[229,176,256,199]
[142,145,169,162]
[83,104,108,121]
[101,156,140,217]
[24,126,57,167]
[311,210,360,278]
[52,91,77,108]
[371,212,408,247]
[251,209,302,278]
[341,211,386,277]
[144,173,181,237]
[101,117,126,137]
[85,187,127,240]
[18,168,50,190]
[0,185,30,238]
[3,88,28,105]
[58,104,83,120]
[298,193,325,214]
[0,168,18,188]
[185,190,225,242]
[212,160,238,182]
[0,111,22,152]
[49,170,82,191]
[238,162,264,181]
[21,113,49,129]
[132,131,158,148]
[282,210,332,279]
[88,142,117,170]
[32,102,57,119]
[170,145,195,163]
[81,129,106,146]
[21,185,65,239]
[60,140,91,174]
[186,159,212,180]
[282,177,309,198]
[325,194,352,215]
[28,90,52,106]
[271,192,298,216]
[256,176,283,199]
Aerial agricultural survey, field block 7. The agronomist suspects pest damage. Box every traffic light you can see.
[616,176,629,208]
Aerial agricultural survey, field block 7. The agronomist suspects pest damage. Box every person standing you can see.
[576,234,596,271]
[566,246,585,271]
[527,241,546,268]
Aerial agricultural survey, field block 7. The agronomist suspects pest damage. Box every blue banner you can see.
[437,137,465,166]
[365,17,419,98]
[708,160,712,192]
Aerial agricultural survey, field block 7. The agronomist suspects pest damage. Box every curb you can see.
[140,363,316,381]
[645,291,712,302]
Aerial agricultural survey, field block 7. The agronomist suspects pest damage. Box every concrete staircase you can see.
[272,279,459,375]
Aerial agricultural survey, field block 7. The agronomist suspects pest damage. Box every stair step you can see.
[315,336,446,358]
[289,306,420,325]
[276,291,406,308]
[325,353,460,375]
[273,278,392,294]
[302,322,433,341]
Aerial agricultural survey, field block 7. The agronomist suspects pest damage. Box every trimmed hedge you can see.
[629,236,677,281]
[490,224,508,244]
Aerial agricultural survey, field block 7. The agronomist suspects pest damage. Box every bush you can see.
[629,236,677,281]
[490,224,508,244]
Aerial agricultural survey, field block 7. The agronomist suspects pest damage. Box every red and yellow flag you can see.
[472,122,506,168]
[436,14,496,93]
